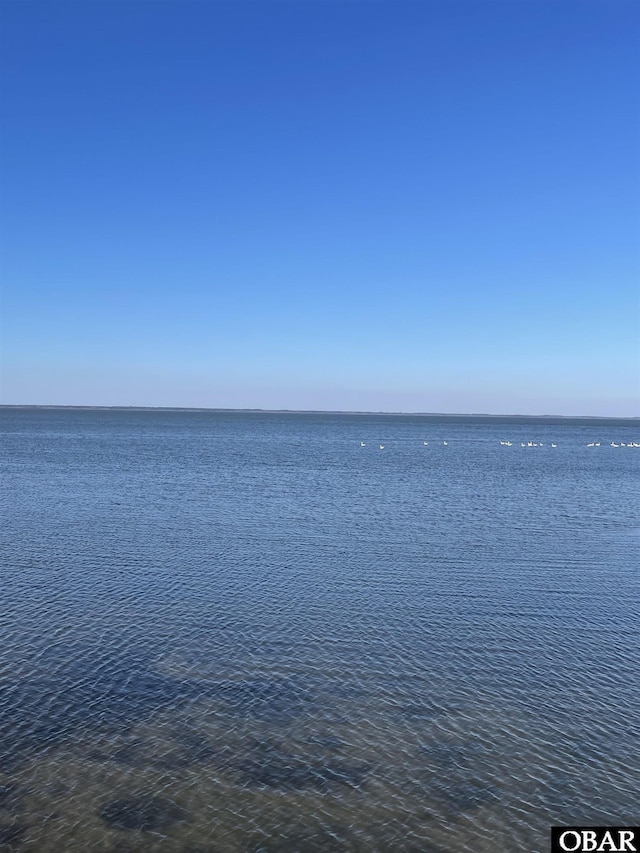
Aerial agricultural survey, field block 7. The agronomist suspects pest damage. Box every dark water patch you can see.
[103,737,148,766]
[99,795,188,831]
[171,725,219,764]
[0,822,27,847]
[236,741,371,791]
[433,779,500,815]
[0,637,320,769]
[399,702,440,721]
[90,725,218,770]
[419,740,489,771]
[306,734,346,752]
[0,785,20,809]
[89,736,163,769]
[213,678,317,724]
[0,648,192,767]
[238,757,368,790]
[416,740,500,814]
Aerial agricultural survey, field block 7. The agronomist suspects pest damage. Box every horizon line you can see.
[1,404,638,421]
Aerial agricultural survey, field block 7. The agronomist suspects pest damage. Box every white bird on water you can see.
[443,441,448,446]
[423,441,429,446]
[379,444,385,450]
[360,442,366,447]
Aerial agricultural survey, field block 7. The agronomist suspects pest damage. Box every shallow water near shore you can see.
[1,409,639,851]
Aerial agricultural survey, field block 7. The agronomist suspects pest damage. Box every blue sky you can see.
[1,0,638,415]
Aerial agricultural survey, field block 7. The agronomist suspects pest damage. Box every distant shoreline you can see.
[0,404,638,424]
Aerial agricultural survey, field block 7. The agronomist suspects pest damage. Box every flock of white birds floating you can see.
[359,441,640,449]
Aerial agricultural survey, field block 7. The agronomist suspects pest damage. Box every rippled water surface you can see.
[1,409,639,852]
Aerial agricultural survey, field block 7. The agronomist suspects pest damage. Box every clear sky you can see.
[1,0,638,415]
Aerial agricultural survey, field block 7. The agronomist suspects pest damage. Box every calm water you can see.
[1,408,639,852]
